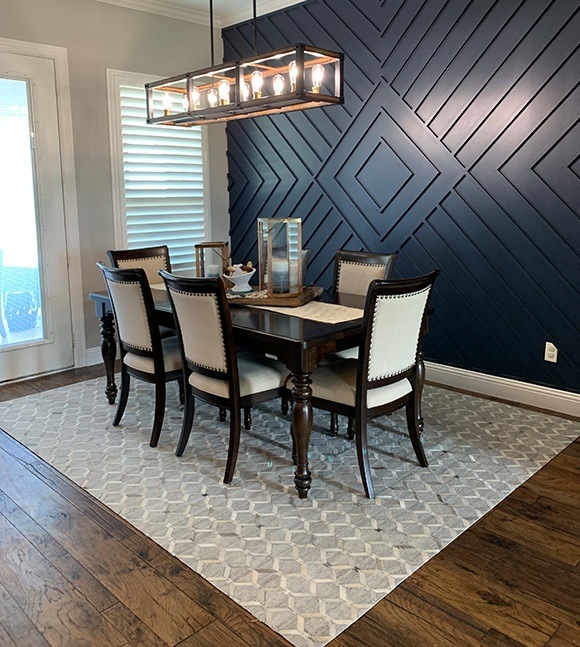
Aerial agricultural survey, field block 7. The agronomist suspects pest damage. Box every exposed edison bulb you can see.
[162,92,173,115]
[240,81,250,102]
[312,64,324,92]
[288,60,298,92]
[207,88,219,108]
[182,95,189,112]
[192,86,201,109]
[218,79,231,106]
[251,70,264,99]
[273,73,285,95]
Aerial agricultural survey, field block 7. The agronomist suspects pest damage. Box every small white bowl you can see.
[224,267,256,293]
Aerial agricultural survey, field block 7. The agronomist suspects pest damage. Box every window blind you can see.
[120,85,205,271]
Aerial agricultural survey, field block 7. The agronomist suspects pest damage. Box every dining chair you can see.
[307,271,439,499]
[107,245,171,285]
[159,271,288,484]
[107,245,177,341]
[327,249,398,435]
[96,262,183,447]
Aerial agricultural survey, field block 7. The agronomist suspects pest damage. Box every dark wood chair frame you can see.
[160,272,284,484]
[329,249,398,436]
[308,271,439,499]
[97,262,183,447]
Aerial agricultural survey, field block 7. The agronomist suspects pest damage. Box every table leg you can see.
[98,310,117,404]
[291,372,313,498]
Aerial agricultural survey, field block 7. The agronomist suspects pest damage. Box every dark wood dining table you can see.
[89,286,365,498]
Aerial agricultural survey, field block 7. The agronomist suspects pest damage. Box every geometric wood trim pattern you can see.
[223,0,580,394]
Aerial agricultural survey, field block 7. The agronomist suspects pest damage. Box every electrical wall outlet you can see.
[544,341,558,363]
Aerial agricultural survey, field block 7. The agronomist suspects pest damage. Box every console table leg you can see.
[291,372,313,499]
[99,311,117,405]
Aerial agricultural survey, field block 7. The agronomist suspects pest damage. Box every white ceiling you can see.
[93,0,304,27]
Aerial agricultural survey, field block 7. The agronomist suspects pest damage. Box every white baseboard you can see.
[426,362,580,419]
[85,347,105,367]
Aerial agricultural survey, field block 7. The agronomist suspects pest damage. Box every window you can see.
[108,70,208,272]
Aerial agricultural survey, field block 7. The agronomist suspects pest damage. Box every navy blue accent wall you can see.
[223,0,580,394]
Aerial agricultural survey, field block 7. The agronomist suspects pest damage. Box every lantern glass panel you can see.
[257,218,303,297]
[195,242,230,279]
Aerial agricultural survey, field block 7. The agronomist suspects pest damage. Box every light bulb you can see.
[207,88,218,108]
[162,92,173,115]
[240,81,250,102]
[251,70,264,99]
[273,73,285,95]
[182,95,189,112]
[192,86,201,109]
[218,79,230,105]
[288,60,298,92]
[312,64,324,92]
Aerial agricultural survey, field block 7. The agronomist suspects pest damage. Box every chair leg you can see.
[354,413,375,499]
[329,412,339,437]
[347,417,355,440]
[406,400,428,467]
[149,379,166,447]
[178,378,185,405]
[281,392,289,415]
[224,407,242,484]
[176,390,195,456]
[243,406,252,430]
[112,367,130,426]
[219,407,227,422]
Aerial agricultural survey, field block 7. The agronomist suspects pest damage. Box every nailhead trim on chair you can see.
[336,261,387,291]
[109,277,152,352]
[170,289,228,373]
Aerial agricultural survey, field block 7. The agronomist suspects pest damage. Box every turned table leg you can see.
[291,372,313,499]
[98,310,117,405]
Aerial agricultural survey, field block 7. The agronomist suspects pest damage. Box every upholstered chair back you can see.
[166,288,228,374]
[107,246,171,285]
[365,283,433,384]
[334,250,397,297]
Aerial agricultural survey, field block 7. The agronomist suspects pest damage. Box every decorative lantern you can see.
[257,218,303,297]
[195,241,230,280]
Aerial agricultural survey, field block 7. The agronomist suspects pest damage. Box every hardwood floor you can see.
[0,367,578,646]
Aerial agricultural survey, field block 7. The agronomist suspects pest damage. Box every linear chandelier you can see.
[145,0,344,127]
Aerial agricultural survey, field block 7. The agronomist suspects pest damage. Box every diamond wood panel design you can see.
[223,0,580,393]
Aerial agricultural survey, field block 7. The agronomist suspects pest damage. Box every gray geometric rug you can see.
[0,378,577,647]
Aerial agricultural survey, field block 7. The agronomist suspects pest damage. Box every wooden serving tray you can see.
[227,285,323,307]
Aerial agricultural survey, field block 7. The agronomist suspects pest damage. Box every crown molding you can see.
[222,0,304,26]
[91,0,219,26]
[91,0,304,27]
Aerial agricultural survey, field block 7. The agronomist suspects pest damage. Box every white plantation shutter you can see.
[119,85,206,271]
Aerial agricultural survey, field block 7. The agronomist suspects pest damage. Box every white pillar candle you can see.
[271,258,289,293]
[206,264,220,278]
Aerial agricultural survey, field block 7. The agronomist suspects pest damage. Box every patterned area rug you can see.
[0,378,577,647]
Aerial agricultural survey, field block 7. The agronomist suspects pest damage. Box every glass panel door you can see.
[0,78,43,347]
[0,51,73,382]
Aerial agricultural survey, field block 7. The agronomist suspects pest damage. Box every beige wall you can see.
[1,0,229,349]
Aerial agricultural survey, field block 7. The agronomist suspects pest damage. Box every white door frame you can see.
[0,37,85,371]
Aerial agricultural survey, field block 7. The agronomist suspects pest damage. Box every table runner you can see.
[250,300,363,324]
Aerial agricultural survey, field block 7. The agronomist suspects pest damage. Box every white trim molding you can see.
[0,37,85,370]
[426,362,580,419]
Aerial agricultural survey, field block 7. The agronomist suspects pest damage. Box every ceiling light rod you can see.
[145,2,344,127]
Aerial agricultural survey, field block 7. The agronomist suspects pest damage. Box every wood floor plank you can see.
[0,513,127,647]
[0,491,119,613]
[545,623,580,646]
[408,556,559,646]
[102,602,172,647]
[0,584,52,647]
[176,620,257,647]
[478,508,580,565]
[0,449,213,646]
